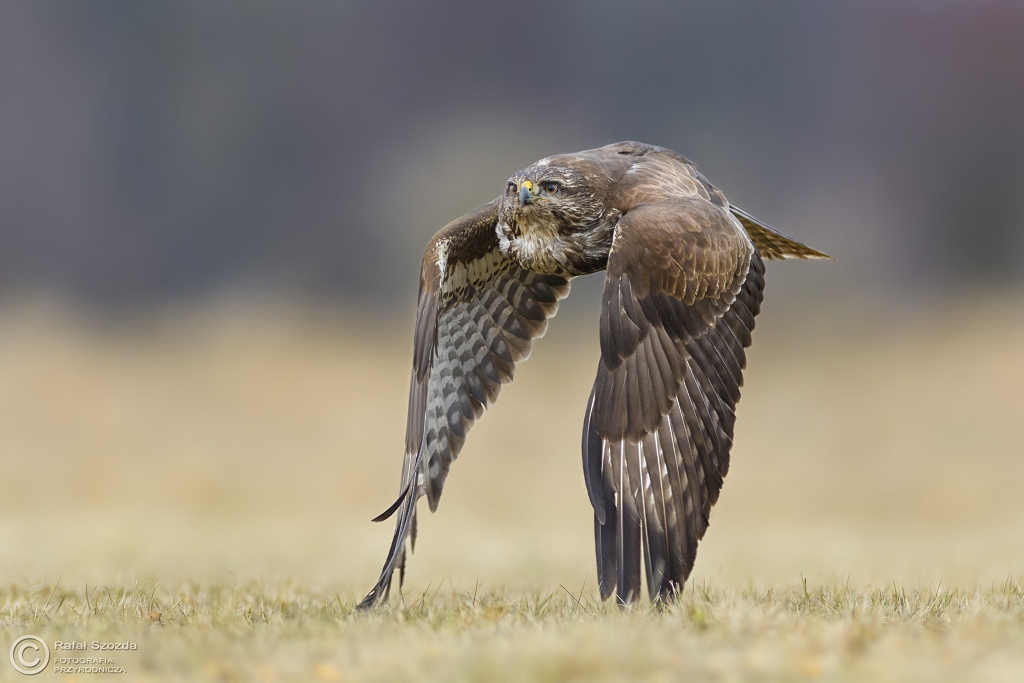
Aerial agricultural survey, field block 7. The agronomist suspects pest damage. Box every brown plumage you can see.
[358,141,831,609]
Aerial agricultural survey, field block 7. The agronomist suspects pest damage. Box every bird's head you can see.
[496,162,612,274]
[497,164,603,235]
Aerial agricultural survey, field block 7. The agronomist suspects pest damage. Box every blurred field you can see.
[1,288,1023,681]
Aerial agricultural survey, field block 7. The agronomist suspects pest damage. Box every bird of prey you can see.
[359,141,830,609]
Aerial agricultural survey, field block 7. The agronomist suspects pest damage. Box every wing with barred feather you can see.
[358,199,570,609]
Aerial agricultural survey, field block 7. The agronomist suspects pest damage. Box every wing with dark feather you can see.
[358,199,570,609]
[583,197,765,604]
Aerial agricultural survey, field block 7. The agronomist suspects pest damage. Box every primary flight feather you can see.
[359,141,830,609]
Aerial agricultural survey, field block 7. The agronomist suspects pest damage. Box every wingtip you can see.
[371,481,413,522]
[356,588,380,611]
[370,507,397,523]
[357,574,395,611]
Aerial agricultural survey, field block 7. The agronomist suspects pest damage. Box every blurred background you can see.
[3,0,1024,303]
[0,0,1022,596]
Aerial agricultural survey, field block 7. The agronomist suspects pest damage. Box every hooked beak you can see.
[519,179,536,206]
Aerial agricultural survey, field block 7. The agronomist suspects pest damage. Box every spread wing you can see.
[583,197,765,604]
[358,199,570,609]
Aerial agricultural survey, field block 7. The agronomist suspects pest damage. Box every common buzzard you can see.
[359,141,830,608]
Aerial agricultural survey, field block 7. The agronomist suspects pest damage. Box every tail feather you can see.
[730,206,833,260]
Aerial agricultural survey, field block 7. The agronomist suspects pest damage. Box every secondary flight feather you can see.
[359,141,830,609]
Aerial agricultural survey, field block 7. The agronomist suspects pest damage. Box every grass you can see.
[0,292,1023,681]
[2,578,1023,681]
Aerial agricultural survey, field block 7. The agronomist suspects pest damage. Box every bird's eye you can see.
[507,182,517,195]
[544,182,559,194]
